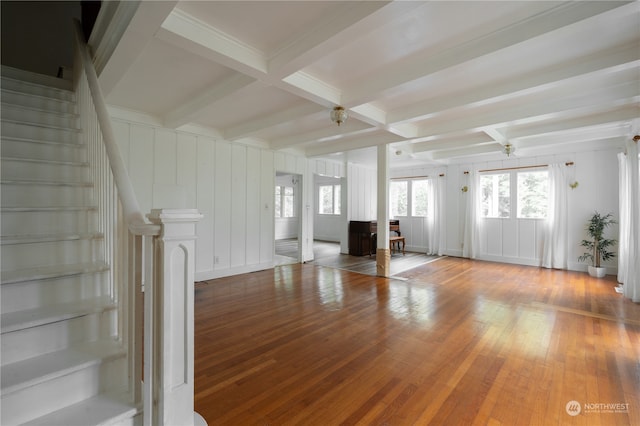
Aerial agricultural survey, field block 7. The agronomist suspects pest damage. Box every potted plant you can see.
[577,212,616,278]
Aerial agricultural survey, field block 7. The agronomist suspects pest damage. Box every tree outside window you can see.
[412,180,429,217]
[275,185,295,218]
[319,184,341,215]
[481,173,510,218]
[390,181,408,217]
[517,171,548,218]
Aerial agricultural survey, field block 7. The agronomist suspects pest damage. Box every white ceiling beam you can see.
[163,74,257,129]
[306,131,404,157]
[507,105,640,141]
[387,41,640,125]
[430,143,503,160]
[97,1,178,96]
[270,122,375,151]
[224,103,324,140]
[417,82,640,137]
[343,1,631,107]
[269,1,413,78]
[411,133,496,153]
[157,8,268,79]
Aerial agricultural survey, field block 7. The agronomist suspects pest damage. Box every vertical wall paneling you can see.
[177,133,197,208]
[231,144,247,267]
[195,138,214,273]
[246,147,261,265]
[260,150,275,265]
[128,124,154,214]
[214,142,232,269]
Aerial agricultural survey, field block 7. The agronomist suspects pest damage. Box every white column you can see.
[147,209,206,426]
[376,145,391,276]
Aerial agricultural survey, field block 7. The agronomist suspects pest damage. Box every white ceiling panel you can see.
[99,0,639,168]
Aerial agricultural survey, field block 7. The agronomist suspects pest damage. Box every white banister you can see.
[147,209,203,426]
[73,20,158,235]
[72,21,205,426]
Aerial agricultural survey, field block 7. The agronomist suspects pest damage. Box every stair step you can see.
[1,66,74,96]
[1,340,125,395]
[1,135,85,162]
[1,295,116,333]
[1,119,81,144]
[1,88,76,114]
[1,180,94,208]
[1,207,97,237]
[1,102,79,128]
[2,156,89,182]
[1,232,103,245]
[2,237,104,271]
[1,261,109,285]
[24,393,138,426]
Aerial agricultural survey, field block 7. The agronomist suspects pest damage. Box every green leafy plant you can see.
[577,212,617,267]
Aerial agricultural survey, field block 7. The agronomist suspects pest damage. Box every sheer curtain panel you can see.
[618,139,640,302]
[462,170,481,258]
[426,176,446,255]
[542,164,569,269]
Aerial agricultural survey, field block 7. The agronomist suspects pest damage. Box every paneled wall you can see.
[113,120,277,279]
[392,148,621,272]
[112,114,349,279]
[111,111,620,277]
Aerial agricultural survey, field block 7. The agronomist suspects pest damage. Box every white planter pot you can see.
[588,266,606,278]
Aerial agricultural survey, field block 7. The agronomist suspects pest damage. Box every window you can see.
[411,179,429,217]
[275,185,295,218]
[390,181,408,217]
[480,170,549,219]
[517,171,549,218]
[319,184,341,215]
[481,173,510,218]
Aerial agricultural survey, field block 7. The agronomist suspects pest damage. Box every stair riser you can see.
[0,356,126,425]
[1,210,97,237]
[1,272,110,314]
[1,184,93,208]
[1,137,86,162]
[1,77,74,101]
[1,310,117,366]
[2,159,89,182]
[1,120,80,144]
[2,239,104,270]
[2,104,79,129]
[1,89,75,113]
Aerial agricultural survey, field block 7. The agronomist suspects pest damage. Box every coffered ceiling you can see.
[99,1,640,168]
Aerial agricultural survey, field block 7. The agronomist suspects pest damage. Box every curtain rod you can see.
[390,173,445,180]
[464,161,574,174]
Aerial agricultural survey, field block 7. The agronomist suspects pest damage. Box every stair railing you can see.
[72,21,202,426]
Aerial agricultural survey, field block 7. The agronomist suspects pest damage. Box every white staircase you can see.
[1,66,138,425]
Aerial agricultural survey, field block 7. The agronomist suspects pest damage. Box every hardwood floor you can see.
[194,258,640,425]
[276,238,440,275]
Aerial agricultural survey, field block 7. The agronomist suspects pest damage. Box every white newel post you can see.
[147,209,207,426]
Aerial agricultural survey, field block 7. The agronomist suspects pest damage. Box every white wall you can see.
[112,110,620,278]
[391,147,621,272]
[112,113,346,279]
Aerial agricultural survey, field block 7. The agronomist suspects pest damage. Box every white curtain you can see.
[462,170,481,258]
[426,176,446,255]
[541,164,569,269]
[618,140,640,302]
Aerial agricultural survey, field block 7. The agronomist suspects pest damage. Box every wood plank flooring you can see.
[276,238,440,276]
[194,257,640,425]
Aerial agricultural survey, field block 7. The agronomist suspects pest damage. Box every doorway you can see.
[274,172,302,265]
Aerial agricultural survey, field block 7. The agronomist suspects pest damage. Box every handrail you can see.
[72,20,159,236]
